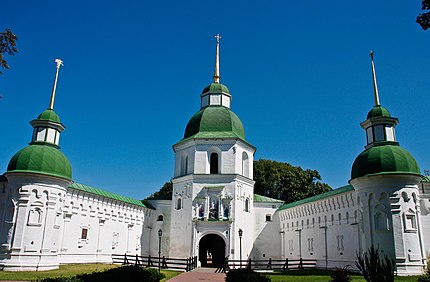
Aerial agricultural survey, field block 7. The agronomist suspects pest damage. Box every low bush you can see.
[225,268,270,282]
[355,245,395,282]
[38,265,165,282]
[418,275,430,282]
[329,265,352,282]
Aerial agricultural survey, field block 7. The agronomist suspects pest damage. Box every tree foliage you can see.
[147,181,172,199]
[417,0,430,30]
[0,28,18,75]
[253,159,331,204]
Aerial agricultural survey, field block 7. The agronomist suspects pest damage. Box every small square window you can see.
[265,215,271,222]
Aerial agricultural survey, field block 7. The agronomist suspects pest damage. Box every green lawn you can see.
[265,269,420,282]
[0,264,181,281]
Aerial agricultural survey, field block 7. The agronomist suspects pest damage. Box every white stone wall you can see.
[419,182,430,259]
[278,189,359,269]
[57,187,146,264]
[0,173,148,270]
[250,202,283,260]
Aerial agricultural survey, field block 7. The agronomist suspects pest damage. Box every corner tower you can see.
[350,52,425,275]
[169,35,256,266]
[0,59,72,270]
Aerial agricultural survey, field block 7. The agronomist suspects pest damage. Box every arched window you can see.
[242,152,249,177]
[28,208,43,225]
[181,155,188,176]
[210,153,219,174]
[176,198,182,210]
[375,211,389,231]
[157,215,164,221]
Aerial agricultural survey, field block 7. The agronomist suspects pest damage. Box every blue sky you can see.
[1,0,429,199]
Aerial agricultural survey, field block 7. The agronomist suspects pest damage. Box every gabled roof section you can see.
[278,185,354,211]
[253,194,284,203]
[70,182,147,208]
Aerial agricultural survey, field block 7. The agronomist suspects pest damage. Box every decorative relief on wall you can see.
[308,238,314,252]
[192,186,231,221]
[112,232,119,249]
[336,235,344,251]
[288,240,294,253]
[403,209,417,232]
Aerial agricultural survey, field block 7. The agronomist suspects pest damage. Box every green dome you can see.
[351,145,420,180]
[7,144,72,180]
[202,83,230,94]
[37,109,61,123]
[367,106,390,119]
[183,106,245,140]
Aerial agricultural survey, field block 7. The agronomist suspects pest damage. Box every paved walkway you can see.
[167,267,226,282]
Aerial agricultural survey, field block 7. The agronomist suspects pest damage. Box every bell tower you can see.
[169,36,256,267]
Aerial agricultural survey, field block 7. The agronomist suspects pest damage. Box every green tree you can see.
[253,159,331,203]
[0,28,18,75]
[146,181,172,199]
[417,0,430,30]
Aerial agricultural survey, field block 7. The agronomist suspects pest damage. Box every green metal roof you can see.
[7,144,72,180]
[351,144,420,180]
[422,175,430,183]
[253,194,284,203]
[37,109,61,123]
[182,106,245,141]
[202,83,230,94]
[367,105,390,119]
[278,185,354,211]
[70,182,147,207]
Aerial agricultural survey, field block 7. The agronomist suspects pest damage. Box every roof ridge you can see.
[70,182,146,208]
[278,185,354,211]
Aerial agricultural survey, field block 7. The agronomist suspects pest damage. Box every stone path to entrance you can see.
[167,267,226,282]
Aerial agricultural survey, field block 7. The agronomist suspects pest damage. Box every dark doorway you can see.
[198,234,225,267]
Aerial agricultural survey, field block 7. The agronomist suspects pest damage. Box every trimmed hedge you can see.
[38,265,165,282]
[225,269,270,282]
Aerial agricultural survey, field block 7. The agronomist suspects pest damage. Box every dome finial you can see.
[370,51,380,106]
[48,59,64,110]
[213,34,222,83]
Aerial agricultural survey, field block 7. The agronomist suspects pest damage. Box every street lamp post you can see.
[158,229,162,272]
[238,228,243,268]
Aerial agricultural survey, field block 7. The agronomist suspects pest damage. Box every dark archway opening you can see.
[210,153,219,174]
[198,234,225,267]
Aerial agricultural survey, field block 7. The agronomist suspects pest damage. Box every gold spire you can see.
[213,34,222,83]
[48,59,64,110]
[370,51,380,106]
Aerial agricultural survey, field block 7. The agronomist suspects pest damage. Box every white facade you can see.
[0,50,429,276]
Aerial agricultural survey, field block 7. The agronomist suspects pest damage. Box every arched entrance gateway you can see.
[198,234,226,267]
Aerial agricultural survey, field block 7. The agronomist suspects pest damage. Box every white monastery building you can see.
[0,39,429,276]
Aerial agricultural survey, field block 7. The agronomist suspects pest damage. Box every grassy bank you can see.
[265,269,419,282]
[0,264,180,281]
